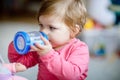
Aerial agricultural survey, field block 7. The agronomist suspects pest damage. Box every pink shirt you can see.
[8,38,89,80]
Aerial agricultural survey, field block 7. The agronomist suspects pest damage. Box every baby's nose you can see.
[41,29,49,35]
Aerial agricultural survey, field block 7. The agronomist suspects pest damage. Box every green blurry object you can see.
[109,5,120,13]
[109,0,120,25]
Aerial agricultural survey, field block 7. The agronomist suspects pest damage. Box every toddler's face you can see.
[39,15,72,49]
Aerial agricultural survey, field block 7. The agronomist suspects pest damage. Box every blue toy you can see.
[13,31,48,54]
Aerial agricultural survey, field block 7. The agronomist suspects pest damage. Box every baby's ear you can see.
[75,24,80,33]
[70,24,80,38]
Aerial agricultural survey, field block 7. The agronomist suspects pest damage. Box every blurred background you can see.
[0,0,120,80]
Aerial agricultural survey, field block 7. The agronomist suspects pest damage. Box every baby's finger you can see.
[30,45,39,51]
[34,43,45,50]
[40,35,49,45]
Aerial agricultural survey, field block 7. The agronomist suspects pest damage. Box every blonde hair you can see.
[38,0,87,35]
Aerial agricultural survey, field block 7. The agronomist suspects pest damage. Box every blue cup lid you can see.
[13,31,30,54]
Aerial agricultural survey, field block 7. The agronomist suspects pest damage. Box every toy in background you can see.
[82,27,119,59]
[84,18,95,30]
[93,37,106,56]
[109,0,120,25]
[0,55,28,80]
[84,17,105,30]
[84,18,106,57]
[82,30,106,58]
[13,31,48,54]
[86,0,116,27]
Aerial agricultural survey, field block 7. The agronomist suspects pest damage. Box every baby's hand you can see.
[15,63,27,72]
[30,35,52,56]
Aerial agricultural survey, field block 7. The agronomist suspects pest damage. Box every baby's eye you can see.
[39,24,44,29]
[49,26,56,31]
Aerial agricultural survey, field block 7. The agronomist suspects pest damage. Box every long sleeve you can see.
[8,41,39,68]
[39,39,89,80]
